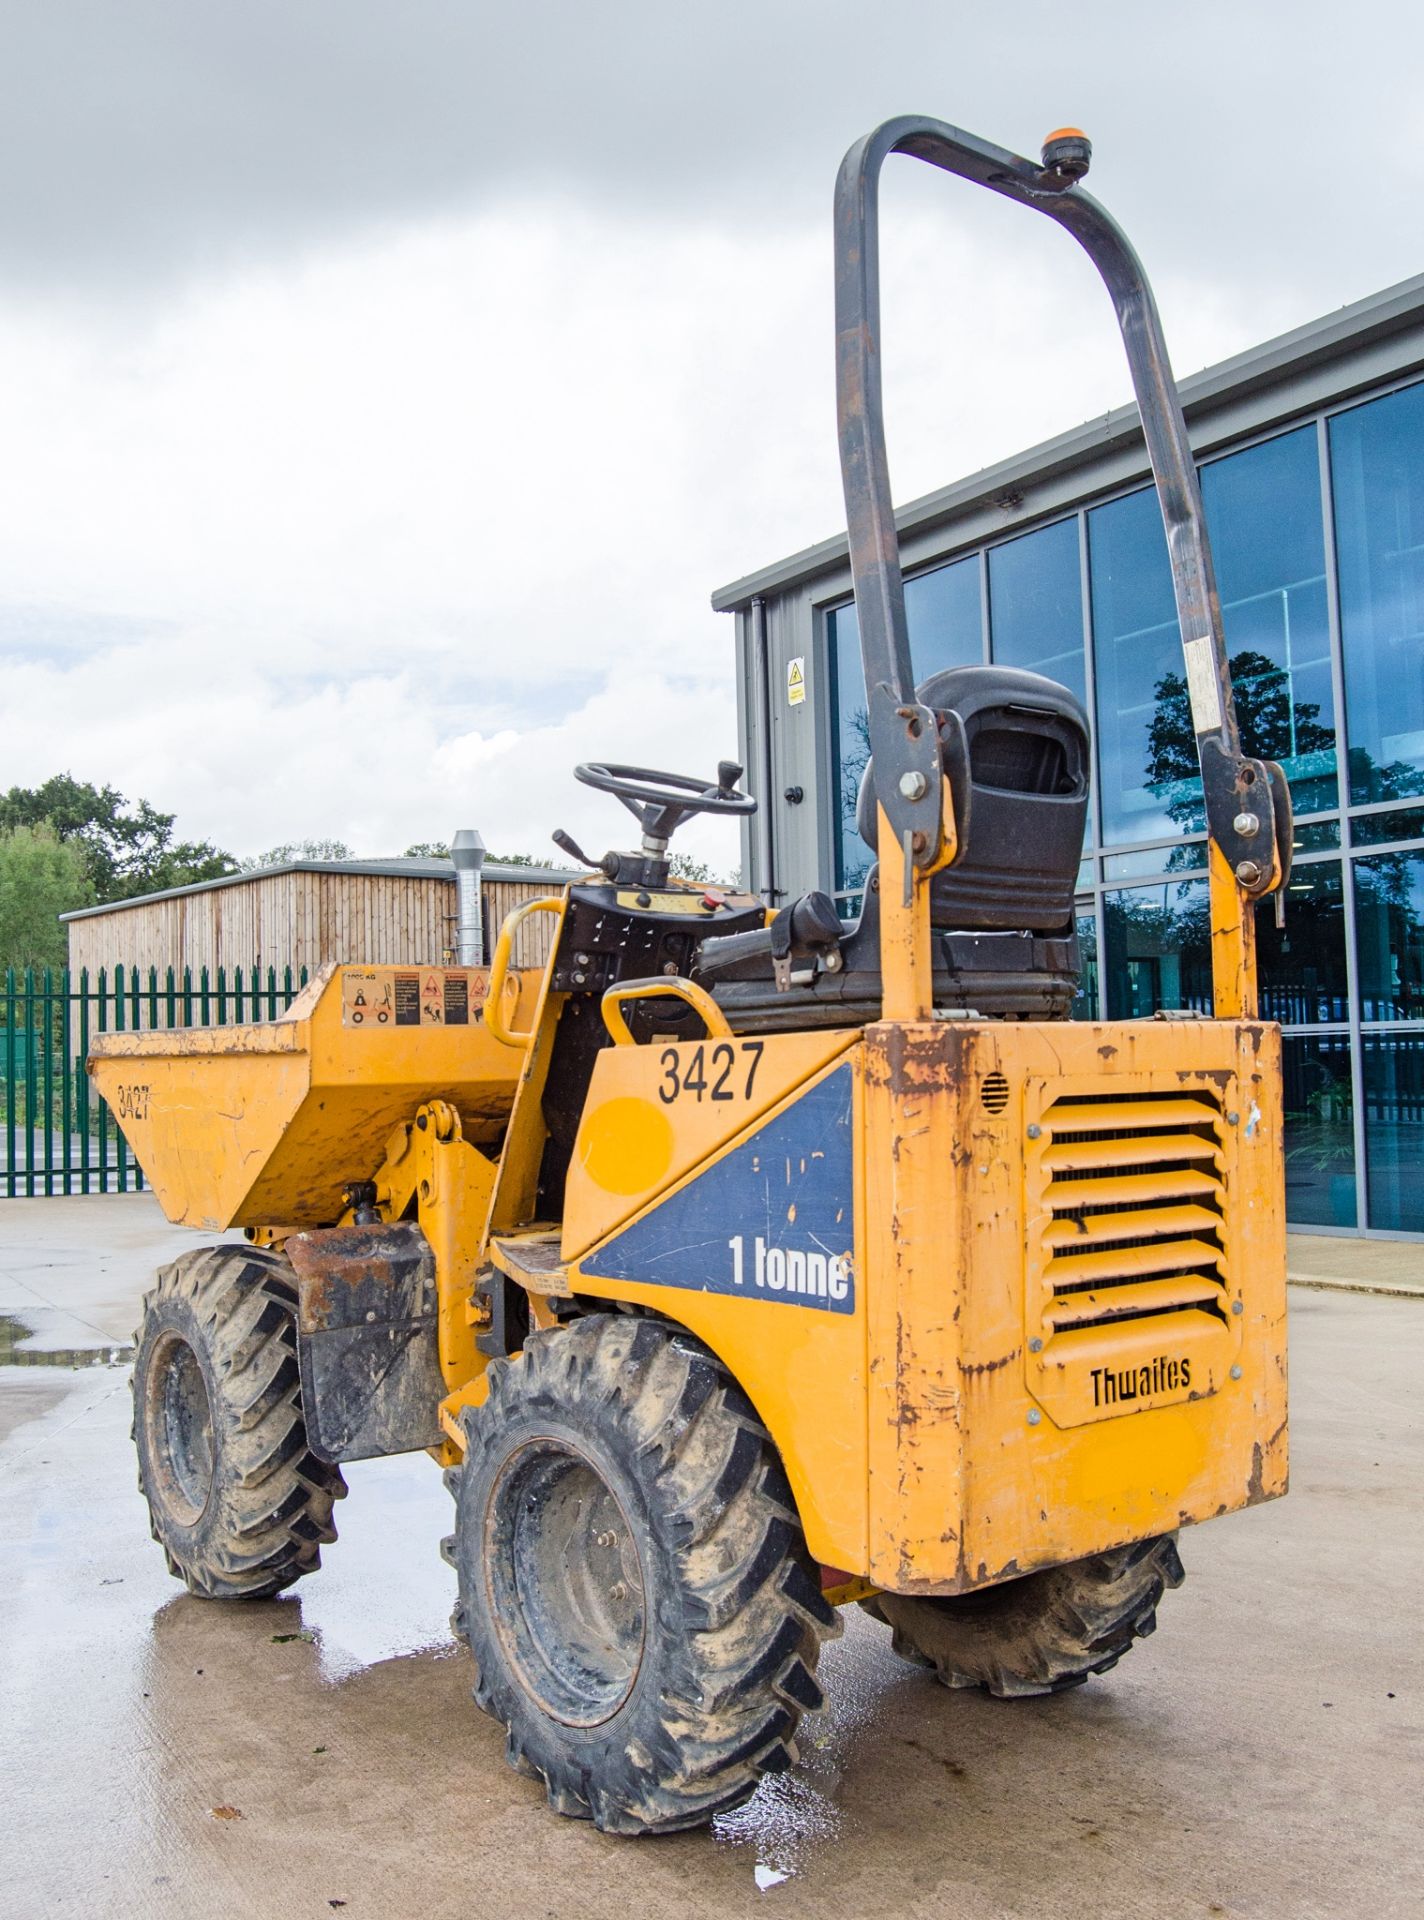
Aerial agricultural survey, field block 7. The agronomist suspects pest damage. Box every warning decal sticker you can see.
[341,968,490,1028]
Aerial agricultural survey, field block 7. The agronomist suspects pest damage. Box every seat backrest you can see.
[857,665,1089,931]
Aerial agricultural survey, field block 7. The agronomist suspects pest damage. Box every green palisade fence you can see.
[1,964,309,1199]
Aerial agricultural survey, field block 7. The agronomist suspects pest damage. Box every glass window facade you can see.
[1259,859,1348,1025]
[828,556,982,895]
[1201,429,1336,816]
[1089,485,1182,845]
[1361,1034,1424,1234]
[986,520,1085,705]
[1102,880,1212,1019]
[1331,383,1424,806]
[1283,1033,1357,1229]
[1354,849,1424,1021]
[822,379,1424,1234]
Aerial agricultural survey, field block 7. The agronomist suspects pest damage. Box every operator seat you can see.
[694,665,1091,1030]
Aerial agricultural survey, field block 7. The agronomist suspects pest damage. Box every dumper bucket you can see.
[88,963,535,1231]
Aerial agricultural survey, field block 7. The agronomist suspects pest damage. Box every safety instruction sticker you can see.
[341,967,490,1028]
[579,1067,855,1312]
[787,656,806,706]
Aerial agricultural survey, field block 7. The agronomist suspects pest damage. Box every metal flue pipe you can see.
[451,829,487,966]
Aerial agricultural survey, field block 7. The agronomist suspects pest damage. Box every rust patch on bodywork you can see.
[961,1349,1020,1378]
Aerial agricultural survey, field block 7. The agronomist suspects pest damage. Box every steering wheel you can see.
[574,761,757,821]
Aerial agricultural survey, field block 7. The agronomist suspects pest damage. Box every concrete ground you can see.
[1,1196,1420,1920]
[1286,1230,1424,1298]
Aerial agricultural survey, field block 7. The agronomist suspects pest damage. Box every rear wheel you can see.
[132,1246,346,1600]
[866,1535,1184,1698]
[444,1313,839,1834]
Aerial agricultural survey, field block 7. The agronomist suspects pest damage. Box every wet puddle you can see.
[0,1311,133,1370]
[713,1616,897,1890]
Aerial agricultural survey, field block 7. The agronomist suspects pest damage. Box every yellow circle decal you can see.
[579,1097,676,1196]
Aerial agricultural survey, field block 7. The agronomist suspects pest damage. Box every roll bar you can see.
[834,117,1291,1019]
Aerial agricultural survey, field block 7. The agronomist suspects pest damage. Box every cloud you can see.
[4,5,1421,891]
[2,632,743,874]
[5,2,1423,312]
[0,182,1309,873]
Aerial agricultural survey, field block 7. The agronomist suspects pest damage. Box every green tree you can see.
[241,838,354,870]
[0,824,92,971]
[1146,648,1334,808]
[669,853,741,887]
[0,774,235,902]
[1142,648,1337,871]
[403,841,450,859]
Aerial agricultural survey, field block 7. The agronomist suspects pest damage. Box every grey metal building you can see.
[715,276,1424,1240]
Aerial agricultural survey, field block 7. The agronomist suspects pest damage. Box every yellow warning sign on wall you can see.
[787,656,806,706]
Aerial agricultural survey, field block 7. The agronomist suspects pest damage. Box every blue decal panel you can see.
[579,1066,855,1313]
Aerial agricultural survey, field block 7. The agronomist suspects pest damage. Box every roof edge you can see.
[60,857,579,922]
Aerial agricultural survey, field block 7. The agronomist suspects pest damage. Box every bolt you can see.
[1226,1110,1240,1126]
[365,1310,377,1324]
[1235,859,1263,887]
[899,770,929,802]
[1026,1409,1042,1427]
[574,952,591,966]
[596,1531,616,1549]
[1232,1299,1244,1315]
[1029,1337,1043,1353]
[662,961,679,976]
[1230,1364,1243,1381]
[1026,1123,1042,1140]
[571,971,587,987]
[609,1581,627,1602]
[1233,811,1261,837]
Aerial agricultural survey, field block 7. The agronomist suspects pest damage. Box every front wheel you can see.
[444,1314,839,1834]
[132,1246,346,1599]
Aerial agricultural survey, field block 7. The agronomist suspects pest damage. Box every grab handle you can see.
[484,898,565,1048]
[600,977,732,1046]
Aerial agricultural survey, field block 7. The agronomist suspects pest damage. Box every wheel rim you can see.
[487,1440,646,1727]
[148,1333,215,1524]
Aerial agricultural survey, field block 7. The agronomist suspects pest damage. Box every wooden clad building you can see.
[62,857,576,979]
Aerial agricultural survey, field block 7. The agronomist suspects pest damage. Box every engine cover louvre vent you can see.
[1038,1089,1227,1329]
[1024,1079,1243,1427]
[980,1070,1010,1114]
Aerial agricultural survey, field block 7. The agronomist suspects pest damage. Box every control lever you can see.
[552,827,607,873]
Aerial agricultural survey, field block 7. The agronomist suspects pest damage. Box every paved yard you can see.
[1,1196,1420,1919]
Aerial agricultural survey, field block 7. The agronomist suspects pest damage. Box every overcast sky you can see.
[3,1,1421,875]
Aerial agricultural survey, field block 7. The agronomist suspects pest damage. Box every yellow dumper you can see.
[93,117,1290,1834]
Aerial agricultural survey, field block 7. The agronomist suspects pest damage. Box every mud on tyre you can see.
[866,1534,1185,1697]
[444,1312,839,1835]
[132,1245,346,1600]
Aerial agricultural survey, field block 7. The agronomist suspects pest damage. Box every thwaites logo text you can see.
[1090,1354,1192,1408]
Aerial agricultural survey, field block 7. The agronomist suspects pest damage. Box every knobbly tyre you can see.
[94,117,1289,1836]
